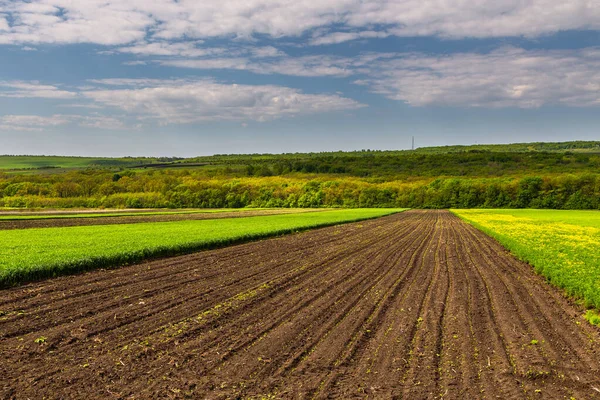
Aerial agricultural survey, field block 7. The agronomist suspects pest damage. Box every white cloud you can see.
[113,38,357,77]
[160,54,354,77]
[59,103,105,109]
[116,42,283,60]
[0,114,70,131]
[357,47,600,108]
[0,1,598,46]
[161,58,250,71]
[0,81,77,99]
[250,46,286,58]
[117,41,226,57]
[0,1,152,45]
[346,1,600,39]
[153,50,400,77]
[5,45,600,115]
[0,16,9,31]
[118,42,354,77]
[123,60,147,66]
[310,30,390,46]
[88,78,177,87]
[0,113,128,131]
[74,115,126,130]
[82,78,365,123]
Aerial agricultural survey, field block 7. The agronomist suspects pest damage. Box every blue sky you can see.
[0,1,599,157]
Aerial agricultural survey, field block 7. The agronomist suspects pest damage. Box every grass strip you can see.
[452,209,600,320]
[0,208,406,288]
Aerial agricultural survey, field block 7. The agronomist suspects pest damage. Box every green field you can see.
[452,209,600,322]
[0,155,162,170]
[0,208,404,287]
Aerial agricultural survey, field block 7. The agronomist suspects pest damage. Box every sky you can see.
[0,1,599,157]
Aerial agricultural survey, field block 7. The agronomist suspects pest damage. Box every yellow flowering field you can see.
[452,209,600,316]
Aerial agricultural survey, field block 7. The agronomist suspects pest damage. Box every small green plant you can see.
[530,339,539,345]
[34,336,47,344]
[585,310,600,326]
[524,368,549,380]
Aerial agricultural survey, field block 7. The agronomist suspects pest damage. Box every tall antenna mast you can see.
[412,136,415,150]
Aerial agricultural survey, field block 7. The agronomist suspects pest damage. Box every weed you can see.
[34,336,47,344]
[585,310,600,326]
[523,368,550,380]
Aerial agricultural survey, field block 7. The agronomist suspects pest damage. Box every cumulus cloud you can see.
[357,47,600,108]
[5,45,600,114]
[0,1,597,46]
[0,1,152,45]
[83,79,365,123]
[347,1,600,39]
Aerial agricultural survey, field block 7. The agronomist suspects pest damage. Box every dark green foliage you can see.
[1,141,599,210]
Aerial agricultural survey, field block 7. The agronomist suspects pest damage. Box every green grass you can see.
[0,208,405,287]
[585,310,600,326]
[452,209,600,313]
[0,155,158,170]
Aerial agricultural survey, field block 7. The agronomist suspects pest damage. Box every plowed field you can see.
[0,209,316,230]
[1,210,599,399]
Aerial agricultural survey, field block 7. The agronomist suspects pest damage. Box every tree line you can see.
[1,169,598,210]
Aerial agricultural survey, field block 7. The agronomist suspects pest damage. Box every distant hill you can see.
[0,155,182,170]
[1,141,598,175]
[413,141,600,154]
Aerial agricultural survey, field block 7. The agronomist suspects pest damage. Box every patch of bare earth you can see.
[1,210,599,399]
[0,209,317,230]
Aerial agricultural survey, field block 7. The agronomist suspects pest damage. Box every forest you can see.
[1,141,599,210]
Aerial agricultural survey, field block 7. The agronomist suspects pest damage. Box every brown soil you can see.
[0,209,317,230]
[0,208,171,216]
[1,210,599,399]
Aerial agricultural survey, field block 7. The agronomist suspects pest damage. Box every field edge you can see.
[450,209,600,326]
[0,208,407,289]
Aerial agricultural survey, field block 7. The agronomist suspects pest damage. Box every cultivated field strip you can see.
[0,208,316,230]
[1,211,599,399]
